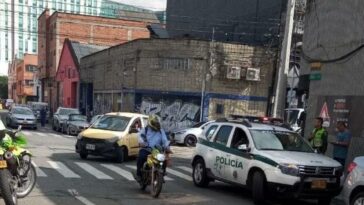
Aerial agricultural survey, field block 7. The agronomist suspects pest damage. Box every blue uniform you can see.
[333,130,351,165]
[136,127,170,177]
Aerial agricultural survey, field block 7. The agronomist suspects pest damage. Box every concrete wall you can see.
[302,0,364,165]
[166,0,285,45]
[80,39,275,126]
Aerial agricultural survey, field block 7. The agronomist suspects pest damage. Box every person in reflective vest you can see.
[308,117,328,154]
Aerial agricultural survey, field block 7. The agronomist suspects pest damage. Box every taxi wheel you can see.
[115,147,127,163]
[252,171,266,205]
[192,159,209,187]
[185,135,197,147]
[80,149,88,160]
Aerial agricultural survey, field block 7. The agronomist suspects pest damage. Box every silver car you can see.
[6,106,37,129]
[339,156,364,205]
[53,107,80,132]
[62,114,90,135]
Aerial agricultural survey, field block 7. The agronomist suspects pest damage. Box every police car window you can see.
[205,125,218,140]
[214,126,233,146]
[230,128,249,149]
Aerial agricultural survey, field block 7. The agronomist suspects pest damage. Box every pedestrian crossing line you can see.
[177,166,192,173]
[101,164,135,181]
[47,161,80,178]
[49,133,61,138]
[31,162,47,177]
[75,162,113,180]
[37,133,47,137]
[125,165,174,181]
[167,169,192,181]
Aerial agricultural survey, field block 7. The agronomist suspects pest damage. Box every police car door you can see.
[209,125,234,179]
[225,126,251,184]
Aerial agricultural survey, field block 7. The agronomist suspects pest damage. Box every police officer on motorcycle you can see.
[136,115,171,182]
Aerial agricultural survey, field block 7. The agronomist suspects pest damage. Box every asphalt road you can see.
[0,110,343,205]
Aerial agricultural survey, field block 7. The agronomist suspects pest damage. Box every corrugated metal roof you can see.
[70,42,108,63]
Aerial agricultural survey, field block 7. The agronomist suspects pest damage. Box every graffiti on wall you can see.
[93,93,112,115]
[140,99,200,132]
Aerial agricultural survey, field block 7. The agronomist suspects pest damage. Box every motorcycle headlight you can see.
[279,164,299,176]
[106,137,119,143]
[156,153,166,162]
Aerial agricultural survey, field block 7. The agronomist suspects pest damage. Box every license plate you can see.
[0,160,7,168]
[86,144,95,150]
[311,180,327,189]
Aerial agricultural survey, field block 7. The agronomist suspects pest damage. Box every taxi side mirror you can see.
[238,144,249,152]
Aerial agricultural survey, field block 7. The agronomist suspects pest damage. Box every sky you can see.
[112,0,167,11]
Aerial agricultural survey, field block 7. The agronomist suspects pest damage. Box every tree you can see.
[0,76,8,99]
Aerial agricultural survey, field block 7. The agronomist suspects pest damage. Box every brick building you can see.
[80,39,275,132]
[38,9,151,112]
[302,0,364,166]
[15,54,38,104]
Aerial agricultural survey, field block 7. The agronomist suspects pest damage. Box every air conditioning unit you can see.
[246,68,261,81]
[226,66,241,80]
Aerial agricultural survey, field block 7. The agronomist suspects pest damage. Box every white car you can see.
[191,118,343,205]
[339,156,364,205]
[171,121,213,147]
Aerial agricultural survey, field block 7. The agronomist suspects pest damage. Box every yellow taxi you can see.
[75,112,148,163]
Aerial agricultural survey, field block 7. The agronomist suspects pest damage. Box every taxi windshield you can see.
[250,130,314,153]
[91,116,131,132]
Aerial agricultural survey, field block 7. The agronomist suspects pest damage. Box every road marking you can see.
[48,161,80,178]
[167,168,192,181]
[75,162,113,180]
[68,189,95,205]
[36,133,47,137]
[177,166,192,173]
[31,162,47,177]
[101,164,135,181]
[125,165,174,181]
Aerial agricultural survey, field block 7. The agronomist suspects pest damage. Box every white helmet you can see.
[0,120,5,130]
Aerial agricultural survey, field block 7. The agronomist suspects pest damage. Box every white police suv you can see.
[191,119,343,205]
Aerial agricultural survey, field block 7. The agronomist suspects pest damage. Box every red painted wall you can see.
[56,42,79,108]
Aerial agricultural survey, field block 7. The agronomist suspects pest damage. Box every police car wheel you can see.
[185,135,197,147]
[351,192,364,205]
[193,159,209,187]
[252,171,266,204]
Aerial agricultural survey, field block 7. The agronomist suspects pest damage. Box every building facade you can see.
[10,54,38,104]
[38,10,151,112]
[80,39,275,132]
[0,0,159,75]
[56,39,107,109]
[302,0,364,165]
[166,0,285,45]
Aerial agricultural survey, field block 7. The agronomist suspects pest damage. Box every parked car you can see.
[170,121,214,147]
[339,156,364,205]
[192,118,343,205]
[75,112,148,163]
[6,106,37,129]
[62,114,90,135]
[28,102,50,123]
[53,107,80,132]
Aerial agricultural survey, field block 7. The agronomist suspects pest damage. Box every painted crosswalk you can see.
[32,160,193,183]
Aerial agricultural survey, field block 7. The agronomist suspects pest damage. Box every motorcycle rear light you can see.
[348,162,357,173]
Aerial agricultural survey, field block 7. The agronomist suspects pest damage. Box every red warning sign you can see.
[320,102,330,119]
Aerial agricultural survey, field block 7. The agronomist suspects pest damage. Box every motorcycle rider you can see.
[136,115,171,182]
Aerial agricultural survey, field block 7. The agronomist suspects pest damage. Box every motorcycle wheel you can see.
[17,163,37,198]
[150,170,163,198]
[0,169,17,205]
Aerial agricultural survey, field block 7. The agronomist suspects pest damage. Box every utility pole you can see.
[11,0,14,62]
[200,27,215,122]
[272,0,296,118]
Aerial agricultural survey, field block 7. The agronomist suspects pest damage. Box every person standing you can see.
[308,117,328,154]
[331,121,351,166]
[40,107,46,127]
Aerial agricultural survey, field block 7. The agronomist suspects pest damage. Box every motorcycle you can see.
[0,126,37,205]
[138,146,169,198]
